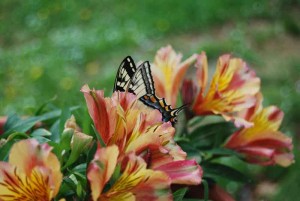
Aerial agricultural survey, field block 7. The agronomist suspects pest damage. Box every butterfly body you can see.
[140,94,185,124]
[113,56,185,126]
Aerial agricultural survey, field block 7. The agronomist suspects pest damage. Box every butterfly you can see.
[113,56,185,126]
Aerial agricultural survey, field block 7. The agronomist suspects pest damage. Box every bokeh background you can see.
[0,0,299,200]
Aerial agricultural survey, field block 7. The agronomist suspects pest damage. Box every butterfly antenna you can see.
[176,104,188,112]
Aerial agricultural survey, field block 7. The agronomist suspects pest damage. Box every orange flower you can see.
[189,52,261,127]
[81,85,165,152]
[224,94,294,166]
[88,145,172,201]
[151,45,197,107]
[0,139,62,200]
[82,85,202,185]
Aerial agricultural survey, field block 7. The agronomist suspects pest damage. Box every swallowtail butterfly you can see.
[113,56,185,126]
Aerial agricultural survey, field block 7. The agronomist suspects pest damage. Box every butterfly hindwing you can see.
[129,61,155,98]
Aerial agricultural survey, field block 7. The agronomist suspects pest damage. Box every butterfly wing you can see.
[113,56,136,92]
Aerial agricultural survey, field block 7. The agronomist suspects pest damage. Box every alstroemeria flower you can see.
[88,145,172,201]
[151,45,197,107]
[81,85,164,152]
[224,95,294,166]
[81,85,202,185]
[0,139,62,200]
[188,52,260,127]
[128,121,202,185]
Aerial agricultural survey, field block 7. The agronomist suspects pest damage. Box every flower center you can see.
[0,168,51,201]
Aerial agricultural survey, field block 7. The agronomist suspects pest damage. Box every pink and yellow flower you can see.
[81,85,202,185]
[81,85,165,152]
[187,52,261,127]
[151,45,197,107]
[0,139,62,200]
[88,145,172,201]
[224,94,294,166]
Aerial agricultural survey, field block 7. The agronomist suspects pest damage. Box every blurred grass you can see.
[0,0,300,200]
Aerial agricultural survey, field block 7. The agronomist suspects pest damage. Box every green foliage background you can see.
[0,0,299,200]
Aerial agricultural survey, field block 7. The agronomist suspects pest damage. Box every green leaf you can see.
[0,132,29,161]
[3,114,21,131]
[188,116,205,127]
[59,108,72,137]
[0,139,15,161]
[92,125,105,147]
[188,122,236,148]
[202,163,251,183]
[2,106,79,139]
[178,141,202,163]
[62,131,93,169]
[77,108,92,135]
[30,128,51,137]
[76,180,83,198]
[60,128,74,152]
[173,187,188,201]
[69,174,79,186]
[86,141,97,165]
[7,132,29,140]
[71,163,87,174]
[110,164,121,187]
[60,175,77,196]
[50,119,60,142]
[3,112,58,136]
[203,148,242,158]
[47,141,61,161]
[34,96,57,116]
[190,122,236,139]
[202,179,209,201]
[73,171,87,186]
[33,136,50,143]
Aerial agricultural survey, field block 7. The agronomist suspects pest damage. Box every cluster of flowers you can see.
[154,46,293,167]
[0,46,294,200]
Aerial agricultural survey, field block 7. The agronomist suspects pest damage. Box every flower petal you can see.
[155,160,202,185]
[152,45,197,107]
[87,145,119,201]
[195,52,208,97]
[81,85,114,145]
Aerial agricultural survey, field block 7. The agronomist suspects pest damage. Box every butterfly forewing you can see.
[113,56,136,92]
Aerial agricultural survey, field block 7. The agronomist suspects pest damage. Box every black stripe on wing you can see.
[113,56,136,92]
